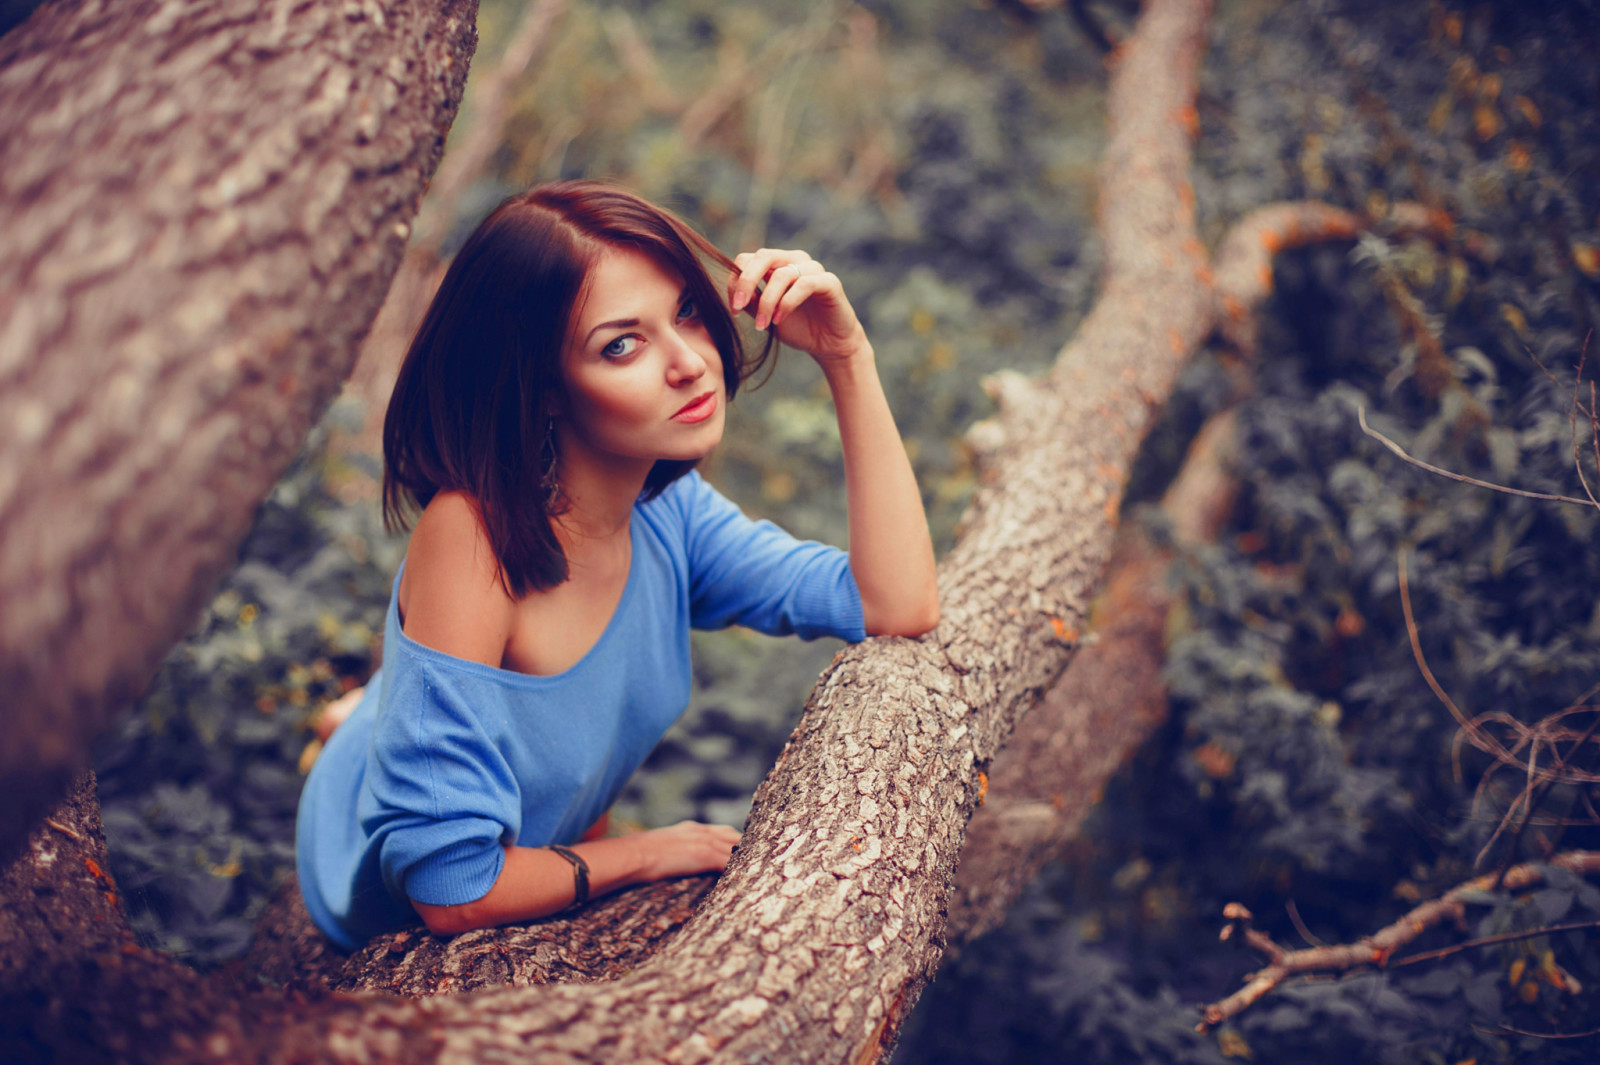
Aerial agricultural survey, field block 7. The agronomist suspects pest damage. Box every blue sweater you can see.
[295,471,865,950]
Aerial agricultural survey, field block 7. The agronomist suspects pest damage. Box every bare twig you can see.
[1359,405,1596,507]
[1197,851,1600,1031]
[1285,899,1326,948]
[1388,919,1600,969]
[1476,1022,1600,1040]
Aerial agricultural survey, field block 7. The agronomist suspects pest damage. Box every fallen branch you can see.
[947,196,1449,938]
[1197,850,1600,1032]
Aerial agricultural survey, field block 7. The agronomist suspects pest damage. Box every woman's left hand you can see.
[728,248,870,368]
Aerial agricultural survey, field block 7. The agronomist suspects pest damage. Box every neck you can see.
[550,448,651,552]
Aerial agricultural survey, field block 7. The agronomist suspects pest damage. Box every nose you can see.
[664,329,709,386]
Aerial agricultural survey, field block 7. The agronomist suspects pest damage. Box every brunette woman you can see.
[295,181,937,950]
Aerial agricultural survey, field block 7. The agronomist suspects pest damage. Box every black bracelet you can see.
[547,844,590,910]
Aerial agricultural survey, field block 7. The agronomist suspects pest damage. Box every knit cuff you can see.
[401,833,506,907]
[788,556,867,642]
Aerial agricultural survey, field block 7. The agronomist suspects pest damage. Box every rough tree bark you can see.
[0,0,1291,1060]
[214,0,1220,1060]
[0,0,479,865]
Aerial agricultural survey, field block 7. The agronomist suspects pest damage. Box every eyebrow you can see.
[581,287,695,346]
[583,318,639,345]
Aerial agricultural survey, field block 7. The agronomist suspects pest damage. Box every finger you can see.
[730,249,781,313]
[772,272,840,327]
[755,262,803,330]
[731,249,814,313]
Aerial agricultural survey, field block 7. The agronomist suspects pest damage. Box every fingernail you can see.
[732,289,747,311]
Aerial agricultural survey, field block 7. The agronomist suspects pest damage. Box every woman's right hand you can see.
[634,820,741,881]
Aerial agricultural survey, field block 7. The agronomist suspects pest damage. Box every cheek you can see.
[568,369,659,435]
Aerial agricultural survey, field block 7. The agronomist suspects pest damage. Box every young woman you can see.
[294,181,938,950]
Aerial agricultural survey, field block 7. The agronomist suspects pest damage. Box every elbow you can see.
[413,899,480,937]
[864,596,940,640]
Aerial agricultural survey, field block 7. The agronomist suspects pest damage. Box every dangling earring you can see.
[540,416,562,510]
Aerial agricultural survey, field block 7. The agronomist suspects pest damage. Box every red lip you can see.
[672,390,718,423]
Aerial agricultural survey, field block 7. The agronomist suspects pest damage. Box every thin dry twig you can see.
[1388,919,1600,969]
[1196,851,1600,1032]
[1358,404,1596,507]
[1285,899,1326,948]
[1476,1021,1600,1040]
[1399,550,1600,868]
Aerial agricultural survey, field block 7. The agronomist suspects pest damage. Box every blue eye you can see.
[677,298,698,321]
[602,335,639,359]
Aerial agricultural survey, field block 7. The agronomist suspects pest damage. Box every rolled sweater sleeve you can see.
[670,471,865,642]
[362,660,519,908]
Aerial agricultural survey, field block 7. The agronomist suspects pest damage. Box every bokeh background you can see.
[87,1,1600,1061]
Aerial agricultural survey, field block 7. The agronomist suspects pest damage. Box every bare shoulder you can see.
[398,491,515,667]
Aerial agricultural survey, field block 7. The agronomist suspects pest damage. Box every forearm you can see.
[412,835,645,935]
[824,343,940,637]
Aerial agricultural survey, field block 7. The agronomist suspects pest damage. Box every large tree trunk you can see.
[0,0,478,866]
[0,0,1251,1061]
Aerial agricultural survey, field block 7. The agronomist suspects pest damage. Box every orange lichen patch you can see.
[1573,243,1600,278]
[1196,262,1214,287]
[1182,235,1205,261]
[1179,181,1195,209]
[1173,104,1199,138]
[1220,293,1246,322]
[976,771,989,806]
[1049,616,1079,643]
[1506,142,1531,173]
[1096,462,1122,484]
[84,858,109,881]
[1103,490,1122,524]
[1168,329,1185,355]
[1255,264,1273,292]
[1191,741,1235,780]
[1513,94,1542,127]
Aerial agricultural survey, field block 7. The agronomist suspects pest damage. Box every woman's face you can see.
[557,246,726,475]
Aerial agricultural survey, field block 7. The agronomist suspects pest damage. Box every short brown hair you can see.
[382,181,772,596]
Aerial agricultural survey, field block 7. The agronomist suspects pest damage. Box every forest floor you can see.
[90,1,1600,1062]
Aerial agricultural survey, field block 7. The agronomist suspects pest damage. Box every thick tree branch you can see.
[0,0,479,866]
[944,196,1449,939]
